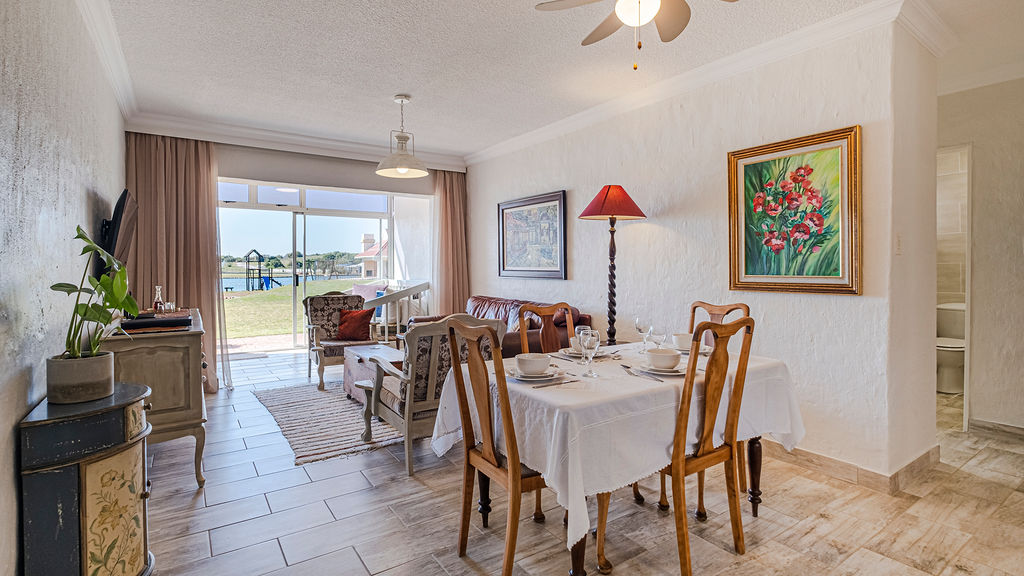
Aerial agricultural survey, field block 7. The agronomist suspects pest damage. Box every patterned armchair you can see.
[361,313,506,475]
[303,292,377,390]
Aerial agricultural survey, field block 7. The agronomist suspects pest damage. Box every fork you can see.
[621,364,663,382]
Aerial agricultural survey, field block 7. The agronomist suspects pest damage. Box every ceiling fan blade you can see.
[654,0,692,42]
[582,10,624,46]
[535,0,604,11]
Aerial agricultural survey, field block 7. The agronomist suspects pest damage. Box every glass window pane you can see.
[306,189,387,212]
[218,181,249,203]
[257,185,300,206]
[393,195,432,283]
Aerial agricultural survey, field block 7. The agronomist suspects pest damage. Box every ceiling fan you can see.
[536,0,738,47]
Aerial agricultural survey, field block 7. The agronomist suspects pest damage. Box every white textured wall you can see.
[939,78,1024,430]
[467,24,935,475]
[0,1,126,572]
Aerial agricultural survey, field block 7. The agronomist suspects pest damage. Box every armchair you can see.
[360,313,506,474]
[303,292,377,390]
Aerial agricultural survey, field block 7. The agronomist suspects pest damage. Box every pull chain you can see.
[633,0,642,71]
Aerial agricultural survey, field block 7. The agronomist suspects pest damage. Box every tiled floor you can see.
[146,352,1024,575]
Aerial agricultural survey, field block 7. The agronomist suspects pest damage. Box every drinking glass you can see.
[634,317,652,352]
[580,329,601,378]
[650,326,667,349]
[573,325,588,363]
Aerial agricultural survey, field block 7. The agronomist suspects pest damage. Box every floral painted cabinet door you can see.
[84,441,147,576]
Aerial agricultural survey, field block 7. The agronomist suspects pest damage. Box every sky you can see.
[218,208,386,257]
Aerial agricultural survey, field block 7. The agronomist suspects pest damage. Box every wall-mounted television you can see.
[100,188,138,268]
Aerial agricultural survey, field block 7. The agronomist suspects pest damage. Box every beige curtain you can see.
[436,170,470,315]
[125,132,221,392]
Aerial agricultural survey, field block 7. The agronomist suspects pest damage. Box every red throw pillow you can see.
[336,309,374,341]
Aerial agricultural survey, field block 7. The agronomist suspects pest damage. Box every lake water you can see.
[221,274,358,292]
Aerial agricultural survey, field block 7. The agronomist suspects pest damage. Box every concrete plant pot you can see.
[46,351,115,404]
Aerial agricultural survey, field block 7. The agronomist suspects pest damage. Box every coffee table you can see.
[342,344,404,402]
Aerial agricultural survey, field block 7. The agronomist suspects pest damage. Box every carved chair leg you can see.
[670,470,693,576]
[696,470,707,522]
[533,489,546,523]
[502,490,522,576]
[632,482,644,504]
[317,358,326,391]
[596,492,613,574]
[724,454,746,555]
[359,387,373,443]
[658,472,670,511]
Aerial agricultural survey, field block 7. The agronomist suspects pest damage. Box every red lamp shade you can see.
[578,185,646,220]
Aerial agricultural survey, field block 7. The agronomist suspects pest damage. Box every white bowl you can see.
[646,349,682,370]
[516,353,550,376]
[672,333,694,349]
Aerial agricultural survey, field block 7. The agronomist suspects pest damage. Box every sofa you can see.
[412,295,591,357]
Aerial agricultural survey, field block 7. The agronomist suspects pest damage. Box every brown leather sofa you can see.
[411,295,592,357]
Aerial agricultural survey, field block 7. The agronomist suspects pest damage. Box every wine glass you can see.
[573,325,589,359]
[580,329,601,378]
[634,317,652,352]
[650,326,667,349]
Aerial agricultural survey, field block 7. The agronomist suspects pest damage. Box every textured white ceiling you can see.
[929,0,1024,94]
[108,0,879,157]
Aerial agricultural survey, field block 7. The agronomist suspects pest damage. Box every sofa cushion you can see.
[351,283,387,302]
[304,293,366,338]
[378,374,439,421]
[319,338,377,357]
[336,309,374,340]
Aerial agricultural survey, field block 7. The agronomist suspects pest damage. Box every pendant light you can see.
[376,94,429,179]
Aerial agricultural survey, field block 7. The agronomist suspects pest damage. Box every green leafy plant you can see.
[51,226,139,358]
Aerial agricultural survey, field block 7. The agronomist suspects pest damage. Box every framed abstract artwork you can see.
[728,125,862,294]
[498,190,567,279]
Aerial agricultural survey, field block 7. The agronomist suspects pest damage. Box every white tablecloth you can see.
[430,342,805,549]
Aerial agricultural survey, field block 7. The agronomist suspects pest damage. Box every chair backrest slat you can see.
[518,302,575,354]
[449,319,521,478]
[674,317,755,463]
[689,301,750,348]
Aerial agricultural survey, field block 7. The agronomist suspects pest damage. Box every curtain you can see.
[125,132,222,392]
[436,170,470,315]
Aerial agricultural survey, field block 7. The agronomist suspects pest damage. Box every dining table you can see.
[430,341,805,576]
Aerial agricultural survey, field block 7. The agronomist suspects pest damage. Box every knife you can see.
[621,364,664,383]
[533,379,579,389]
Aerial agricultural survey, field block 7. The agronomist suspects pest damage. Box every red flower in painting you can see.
[752,192,765,213]
[803,165,814,176]
[806,190,823,210]
[785,191,802,210]
[805,212,825,233]
[764,180,775,188]
[779,180,794,192]
[765,200,783,216]
[762,231,786,253]
[790,222,811,241]
[788,171,804,184]
[801,180,812,189]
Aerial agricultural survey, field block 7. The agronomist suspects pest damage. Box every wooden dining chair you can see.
[448,318,547,576]
[657,301,753,513]
[635,317,755,575]
[516,302,574,523]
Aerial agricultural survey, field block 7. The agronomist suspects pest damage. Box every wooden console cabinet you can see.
[20,383,154,576]
[104,309,207,486]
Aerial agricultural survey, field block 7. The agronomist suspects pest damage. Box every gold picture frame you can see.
[728,125,862,294]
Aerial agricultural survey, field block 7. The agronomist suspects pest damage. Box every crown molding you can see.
[75,0,136,117]
[465,0,958,165]
[895,0,959,58]
[939,60,1024,96]
[126,112,468,172]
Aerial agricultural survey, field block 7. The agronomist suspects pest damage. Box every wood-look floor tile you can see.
[775,509,881,567]
[757,474,853,520]
[278,508,406,565]
[266,471,371,512]
[304,449,398,482]
[864,512,971,574]
[743,540,833,575]
[904,487,1000,532]
[902,462,958,498]
[150,531,211,572]
[203,442,295,471]
[209,500,334,555]
[834,548,933,576]
[989,490,1024,529]
[957,518,1024,574]
[158,540,286,576]
[324,476,435,520]
[205,438,247,456]
[939,556,1014,576]
[963,446,1024,479]
[353,509,475,574]
[264,546,369,576]
[243,432,289,449]
[941,470,1017,503]
[254,455,301,476]
[150,494,270,544]
[377,555,451,576]
[205,423,282,444]
[204,467,309,506]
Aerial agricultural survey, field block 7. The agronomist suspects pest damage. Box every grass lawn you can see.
[224,278,369,338]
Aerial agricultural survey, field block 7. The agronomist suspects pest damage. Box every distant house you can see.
[355,234,388,279]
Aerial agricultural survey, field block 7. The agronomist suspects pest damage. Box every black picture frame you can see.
[497,190,567,279]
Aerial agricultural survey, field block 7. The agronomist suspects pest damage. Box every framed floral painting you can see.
[498,190,567,279]
[728,126,862,294]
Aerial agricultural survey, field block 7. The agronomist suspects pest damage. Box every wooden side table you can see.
[342,344,404,402]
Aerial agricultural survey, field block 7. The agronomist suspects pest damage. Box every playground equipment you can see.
[244,249,282,291]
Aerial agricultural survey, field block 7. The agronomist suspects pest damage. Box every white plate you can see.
[507,369,559,381]
[558,348,609,358]
[637,365,685,377]
[676,345,713,356]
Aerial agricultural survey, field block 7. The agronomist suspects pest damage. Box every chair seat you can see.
[319,339,378,357]
[377,375,437,420]
[496,452,543,479]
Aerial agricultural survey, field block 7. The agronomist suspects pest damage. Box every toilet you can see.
[936,302,966,394]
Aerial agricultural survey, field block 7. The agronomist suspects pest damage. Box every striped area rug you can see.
[254,384,404,465]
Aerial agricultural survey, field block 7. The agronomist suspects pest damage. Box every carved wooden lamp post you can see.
[579,185,646,346]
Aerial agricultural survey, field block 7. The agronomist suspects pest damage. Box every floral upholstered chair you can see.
[303,292,377,390]
[361,313,506,475]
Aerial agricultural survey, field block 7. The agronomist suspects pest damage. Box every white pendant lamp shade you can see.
[376,95,429,179]
[614,0,661,26]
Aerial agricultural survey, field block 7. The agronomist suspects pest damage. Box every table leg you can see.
[569,536,587,576]
[193,424,206,487]
[477,471,491,528]
[747,436,762,517]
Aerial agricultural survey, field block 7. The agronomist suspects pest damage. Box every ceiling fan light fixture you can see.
[614,0,661,27]
[376,94,429,179]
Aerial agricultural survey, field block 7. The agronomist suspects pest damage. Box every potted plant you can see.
[47,226,139,404]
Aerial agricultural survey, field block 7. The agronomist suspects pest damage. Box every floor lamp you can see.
[579,185,647,346]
